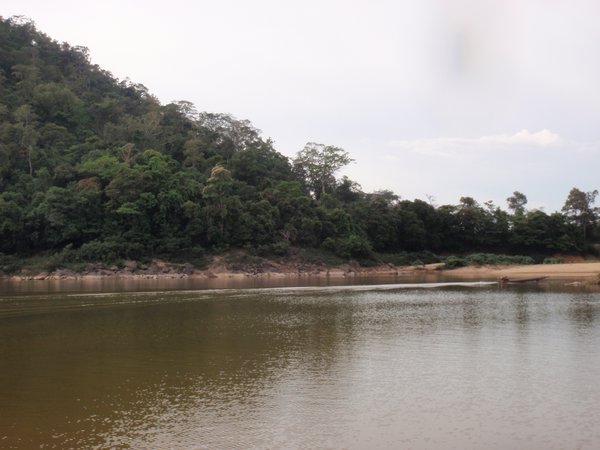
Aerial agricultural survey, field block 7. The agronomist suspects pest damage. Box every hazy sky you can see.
[3,0,600,211]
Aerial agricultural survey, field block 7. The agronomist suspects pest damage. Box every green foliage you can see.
[256,240,290,257]
[293,142,353,198]
[562,187,598,242]
[295,248,345,266]
[465,253,535,266]
[0,17,594,274]
[223,252,266,270]
[357,258,379,267]
[322,234,373,260]
[80,155,124,182]
[377,251,440,266]
[440,256,467,270]
[0,252,20,274]
[441,253,535,270]
[543,257,563,264]
[75,240,123,262]
[507,191,528,215]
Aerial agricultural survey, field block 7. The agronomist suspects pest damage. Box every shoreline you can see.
[3,260,600,284]
[448,262,600,282]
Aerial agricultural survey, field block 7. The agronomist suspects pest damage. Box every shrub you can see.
[322,235,373,260]
[71,240,146,263]
[378,251,440,266]
[297,248,344,266]
[0,253,20,274]
[441,256,467,269]
[344,235,373,259]
[358,258,378,267]
[440,253,535,270]
[75,240,120,262]
[465,253,534,266]
[256,240,290,257]
[543,257,563,264]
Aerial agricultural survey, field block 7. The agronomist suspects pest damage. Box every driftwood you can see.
[499,276,547,284]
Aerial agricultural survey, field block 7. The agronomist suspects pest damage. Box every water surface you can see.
[1,281,599,449]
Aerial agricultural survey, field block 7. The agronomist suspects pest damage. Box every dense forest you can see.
[0,16,598,271]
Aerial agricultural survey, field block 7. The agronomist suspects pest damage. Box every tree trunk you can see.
[27,145,33,176]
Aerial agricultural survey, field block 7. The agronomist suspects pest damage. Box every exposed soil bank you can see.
[3,259,600,284]
[449,262,600,283]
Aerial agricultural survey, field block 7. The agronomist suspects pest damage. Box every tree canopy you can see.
[292,142,353,198]
[562,188,598,242]
[0,16,597,269]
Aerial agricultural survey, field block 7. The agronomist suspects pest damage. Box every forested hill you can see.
[0,16,597,269]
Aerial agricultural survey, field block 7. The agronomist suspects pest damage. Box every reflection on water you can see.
[1,283,599,449]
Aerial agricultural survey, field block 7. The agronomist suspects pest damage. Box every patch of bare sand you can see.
[6,259,600,283]
[449,262,600,281]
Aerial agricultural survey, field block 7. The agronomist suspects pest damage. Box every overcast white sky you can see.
[3,0,600,211]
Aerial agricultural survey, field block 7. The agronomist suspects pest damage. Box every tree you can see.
[335,176,362,203]
[0,195,24,252]
[507,191,528,215]
[14,104,38,175]
[229,143,293,190]
[293,142,353,198]
[459,196,478,208]
[202,165,234,243]
[510,210,580,253]
[196,112,262,159]
[562,187,598,242]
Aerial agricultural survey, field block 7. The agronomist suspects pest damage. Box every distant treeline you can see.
[0,16,598,267]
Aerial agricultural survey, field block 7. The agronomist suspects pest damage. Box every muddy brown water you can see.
[1,277,599,449]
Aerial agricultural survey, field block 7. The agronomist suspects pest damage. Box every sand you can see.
[4,260,600,283]
[448,262,600,281]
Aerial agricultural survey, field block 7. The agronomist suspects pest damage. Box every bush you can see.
[441,256,467,270]
[0,253,20,274]
[297,248,344,266]
[256,240,290,257]
[69,239,147,263]
[224,252,265,268]
[440,253,535,270]
[357,258,378,267]
[322,234,373,260]
[75,240,121,262]
[344,235,373,259]
[163,245,207,268]
[465,253,534,266]
[155,236,193,254]
[378,251,440,266]
[543,257,563,264]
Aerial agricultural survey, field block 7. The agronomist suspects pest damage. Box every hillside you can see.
[0,16,597,273]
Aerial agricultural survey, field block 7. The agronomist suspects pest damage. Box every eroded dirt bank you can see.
[3,258,600,284]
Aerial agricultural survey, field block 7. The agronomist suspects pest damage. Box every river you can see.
[1,278,599,449]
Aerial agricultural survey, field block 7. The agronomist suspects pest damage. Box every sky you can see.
[3,0,600,211]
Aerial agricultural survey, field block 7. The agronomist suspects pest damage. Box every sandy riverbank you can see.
[447,262,600,282]
[3,259,600,283]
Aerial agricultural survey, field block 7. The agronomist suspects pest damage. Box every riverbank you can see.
[3,258,600,284]
[449,262,600,282]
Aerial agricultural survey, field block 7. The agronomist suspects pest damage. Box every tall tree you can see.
[14,104,38,175]
[562,187,598,242]
[202,165,234,243]
[507,191,528,215]
[293,142,353,198]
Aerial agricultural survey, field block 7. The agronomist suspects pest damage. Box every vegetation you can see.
[0,17,598,273]
[439,254,535,270]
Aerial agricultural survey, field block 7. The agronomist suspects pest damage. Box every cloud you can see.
[386,129,561,160]
[480,129,560,146]
[365,130,600,212]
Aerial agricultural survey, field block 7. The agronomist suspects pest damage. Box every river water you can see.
[1,278,599,449]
